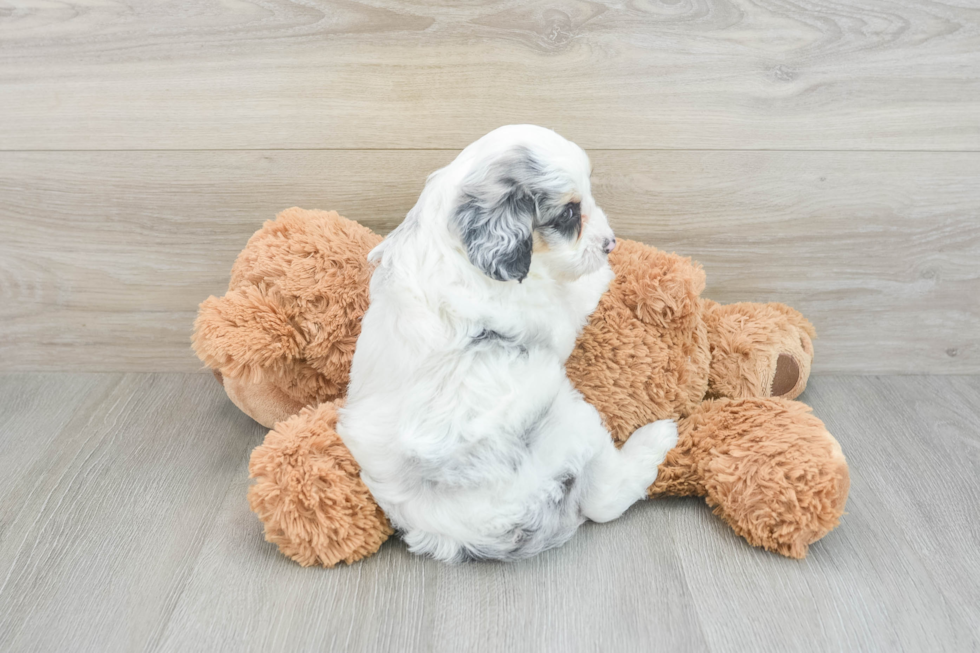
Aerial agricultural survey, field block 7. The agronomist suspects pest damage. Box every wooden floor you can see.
[0,373,977,652]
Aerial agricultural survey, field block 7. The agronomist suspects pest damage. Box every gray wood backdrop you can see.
[1,0,978,374]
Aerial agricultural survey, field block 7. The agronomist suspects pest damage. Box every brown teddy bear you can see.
[193,208,849,566]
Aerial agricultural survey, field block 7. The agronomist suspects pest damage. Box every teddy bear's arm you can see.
[192,285,305,387]
[703,300,816,400]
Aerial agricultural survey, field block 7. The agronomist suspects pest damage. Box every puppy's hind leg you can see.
[580,420,678,523]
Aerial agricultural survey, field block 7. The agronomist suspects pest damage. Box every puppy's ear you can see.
[452,147,543,282]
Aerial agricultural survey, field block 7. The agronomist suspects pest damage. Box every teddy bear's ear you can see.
[192,284,305,384]
[607,239,706,331]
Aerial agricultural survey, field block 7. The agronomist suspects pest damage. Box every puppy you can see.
[337,125,677,562]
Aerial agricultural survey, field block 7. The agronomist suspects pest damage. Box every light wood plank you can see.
[2,150,977,373]
[803,375,980,645]
[670,375,980,652]
[0,373,266,653]
[155,484,708,653]
[0,374,116,532]
[593,150,980,375]
[1,1,979,150]
[3,374,976,651]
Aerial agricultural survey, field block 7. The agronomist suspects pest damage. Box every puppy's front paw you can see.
[623,419,678,488]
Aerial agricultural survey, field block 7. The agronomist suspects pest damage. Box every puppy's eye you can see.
[559,203,580,223]
[548,202,581,239]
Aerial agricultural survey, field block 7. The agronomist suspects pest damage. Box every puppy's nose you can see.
[603,237,617,254]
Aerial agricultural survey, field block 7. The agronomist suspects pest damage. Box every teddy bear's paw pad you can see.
[770,353,801,397]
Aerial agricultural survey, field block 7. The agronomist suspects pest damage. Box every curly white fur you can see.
[337,125,677,562]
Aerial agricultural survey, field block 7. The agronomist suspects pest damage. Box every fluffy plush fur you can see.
[193,161,849,566]
[651,397,848,559]
[247,400,391,566]
[196,211,382,419]
[336,126,677,562]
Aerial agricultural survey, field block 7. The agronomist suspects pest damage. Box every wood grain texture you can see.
[674,375,980,651]
[804,375,980,647]
[2,150,977,373]
[1,374,978,652]
[1,1,979,150]
[0,374,113,530]
[0,373,267,653]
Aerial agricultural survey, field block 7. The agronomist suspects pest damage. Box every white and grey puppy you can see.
[337,125,677,562]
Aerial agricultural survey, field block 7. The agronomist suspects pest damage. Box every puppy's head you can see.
[447,125,615,283]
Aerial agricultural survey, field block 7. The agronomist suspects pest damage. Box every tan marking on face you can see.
[532,231,550,253]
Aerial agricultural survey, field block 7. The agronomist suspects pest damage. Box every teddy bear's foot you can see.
[651,397,849,558]
[771,353,802,397]
[703,300,816,400]
[248,401,392,567]
[217,372,307,429]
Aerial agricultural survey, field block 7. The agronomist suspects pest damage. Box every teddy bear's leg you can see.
[703,300,816,400]
[248,401,392,567]
[649,397,848,559]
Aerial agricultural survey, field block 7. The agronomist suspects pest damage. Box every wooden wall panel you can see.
[1,150,976,373]
[1,1,979,150]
